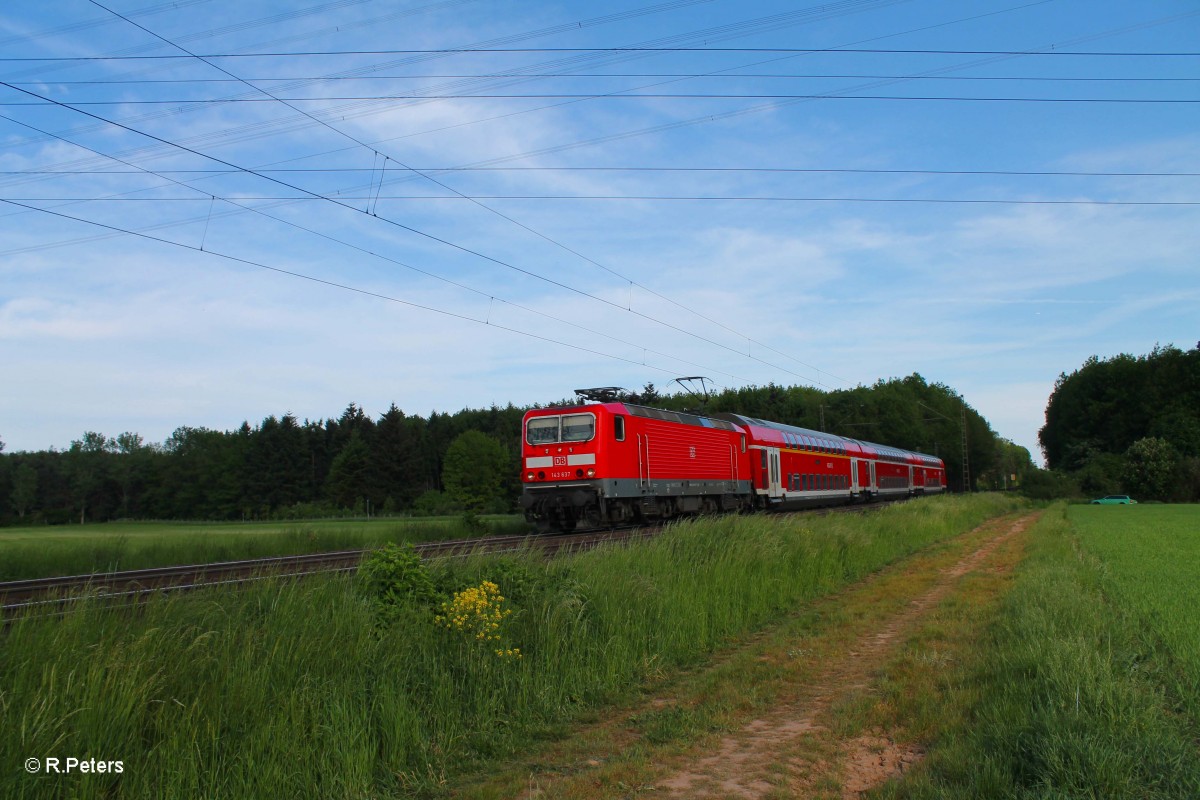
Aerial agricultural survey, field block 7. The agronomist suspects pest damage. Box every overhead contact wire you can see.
[74,0,845,388]
[0,109,750,382]
[0,196,739,386]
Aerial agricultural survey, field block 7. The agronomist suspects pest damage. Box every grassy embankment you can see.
[0,515,529,582]
[1,494,1020,800]
[868,504,1200,798]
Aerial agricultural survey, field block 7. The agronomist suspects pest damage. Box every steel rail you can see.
[0,527,656,616]
[1,499,898,618]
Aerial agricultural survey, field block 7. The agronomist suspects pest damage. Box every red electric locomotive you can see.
[519,401,752,532]
[519,393,947,533]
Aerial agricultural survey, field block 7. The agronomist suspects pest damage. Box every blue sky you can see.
[1,0,1197,461]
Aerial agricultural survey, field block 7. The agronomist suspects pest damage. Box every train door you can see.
[767,447,782,500]
[907,465,914,492]
[850,458,860,495]
[868,461,877,494]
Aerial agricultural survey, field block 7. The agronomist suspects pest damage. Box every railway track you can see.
[1,500,890,618]
[0,526,657,617]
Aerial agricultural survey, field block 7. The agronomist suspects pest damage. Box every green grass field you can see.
[878,503,1200,799]
[1070,504,1200,722]
[0,515,529,582]
[0,494,1022,800]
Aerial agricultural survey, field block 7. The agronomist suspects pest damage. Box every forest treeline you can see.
[0,374,1030,526]
[1036,343,1200,502]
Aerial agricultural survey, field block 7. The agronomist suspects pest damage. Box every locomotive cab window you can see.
[613,415,625,442]
[561,414,595,442]
[525,413,596,445]
[526,416,560,446]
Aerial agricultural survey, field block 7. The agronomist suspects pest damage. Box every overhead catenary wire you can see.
[16,0,1110,181]
[0,0,486,81]
[7,166,1197,178]
[77,0,864,389]
[5,2,1189,170]
[4,0,1195,465]
[6,73,1198,85]
[11,196,1195,206]
[143,4,1192,202]
[1,196,744,386]
[2,66,812,387]
[5,94,1194,105]
[93,0,978,387]
[2,3,1173,185]
[5,47,1199,61]
[0,0,361,49]
[11,1,1190,390]
[0,93,753,384]
[0,0,770,153]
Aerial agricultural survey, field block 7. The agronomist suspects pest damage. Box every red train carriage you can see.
[910,452,948,495]
[520,402,752,532]
[520,401,947,532]
[715,414,867,508]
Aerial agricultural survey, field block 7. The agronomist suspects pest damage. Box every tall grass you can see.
[883,504,1200,799]
[0,494,1020,799]
[0,516,530,582]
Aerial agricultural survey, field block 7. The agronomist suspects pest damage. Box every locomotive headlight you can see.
[586,468,596,478]
[526,472,535,481]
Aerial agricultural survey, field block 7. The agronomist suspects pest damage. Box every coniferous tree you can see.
[11,463,37,519]
[326,430,371,511]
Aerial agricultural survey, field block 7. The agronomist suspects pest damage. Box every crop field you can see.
[0,494,1022,800]
[0,515,528,582]
[1069,504,1200,721]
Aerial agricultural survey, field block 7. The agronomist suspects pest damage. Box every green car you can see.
[1091,495,1137,505]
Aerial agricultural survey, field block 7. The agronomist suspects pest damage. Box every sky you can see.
[1,0,1197,462]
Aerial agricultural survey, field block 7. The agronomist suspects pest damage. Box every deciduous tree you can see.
[1124,437,1178,501]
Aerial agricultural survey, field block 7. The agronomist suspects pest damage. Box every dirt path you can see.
[457,511,1038,800]
[656,512,1036,799]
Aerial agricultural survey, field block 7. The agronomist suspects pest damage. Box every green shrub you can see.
[411,489,458,516]
[1019,468,1079,500]
[358,542,437,624]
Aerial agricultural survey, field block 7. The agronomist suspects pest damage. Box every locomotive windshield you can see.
[526,417,560,445]
[562,414,594,442]
[525,413,595,445]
